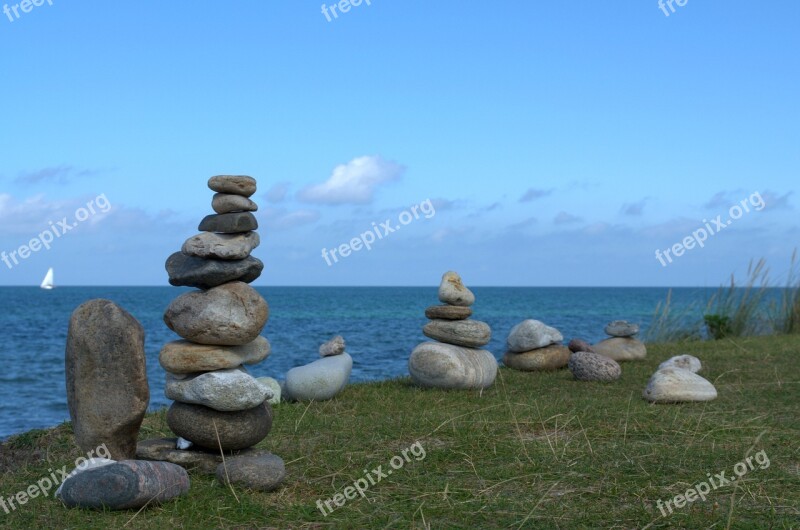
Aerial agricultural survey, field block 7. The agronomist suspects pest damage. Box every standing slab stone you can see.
[66,300,149,460]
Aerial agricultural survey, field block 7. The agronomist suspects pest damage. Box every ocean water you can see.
[0,286,720,439]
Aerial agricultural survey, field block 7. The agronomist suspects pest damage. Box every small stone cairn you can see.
[592,320,647,361]
[503,319,570,371]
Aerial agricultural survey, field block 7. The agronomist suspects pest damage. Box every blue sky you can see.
[0,1,797,286]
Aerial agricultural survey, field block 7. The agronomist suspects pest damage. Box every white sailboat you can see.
[40,267,54,290]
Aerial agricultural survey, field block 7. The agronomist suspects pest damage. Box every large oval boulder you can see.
[643,368,717,403]
[66,300,149,460]
[409,342,497,390]
[167,401,273,451]
[164,282,268,346]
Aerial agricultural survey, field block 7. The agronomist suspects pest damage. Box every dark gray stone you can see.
[165,252,263,289]
[216,454,286,492]
[167,401,273,451]
[66,300,149,460]
[198,212,258,234]
[56,460,190,510]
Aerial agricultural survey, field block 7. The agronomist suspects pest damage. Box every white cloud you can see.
[298,155,405,205]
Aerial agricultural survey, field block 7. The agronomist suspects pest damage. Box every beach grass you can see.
[1,335,798,529]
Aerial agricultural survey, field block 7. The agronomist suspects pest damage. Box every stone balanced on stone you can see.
[503,319,570,371]
[591,320,647,361]
[283,335,353,401]
[138,175,285,492]
[409,271,497,389]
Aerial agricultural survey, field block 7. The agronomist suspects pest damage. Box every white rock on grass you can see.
[165,368,272,412]
[506,320,563,353]
[284,353,353,402]
[256,377,282,405]
[643,368,717,403]
[658,354,702,373]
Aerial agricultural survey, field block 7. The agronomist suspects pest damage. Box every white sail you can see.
[40,267,54,290]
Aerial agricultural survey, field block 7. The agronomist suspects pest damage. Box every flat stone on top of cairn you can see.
[592,320,647,361]
[208,175,257,197]
[409,271,497,390]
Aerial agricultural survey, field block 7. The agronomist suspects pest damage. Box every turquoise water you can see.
[0,286,720,438]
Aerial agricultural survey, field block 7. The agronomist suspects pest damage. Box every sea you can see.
[0,286,724,439]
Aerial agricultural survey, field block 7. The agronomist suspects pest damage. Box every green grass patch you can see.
[1,336,798,528]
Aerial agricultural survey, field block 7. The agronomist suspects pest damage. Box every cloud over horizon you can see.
[298,156,405,205]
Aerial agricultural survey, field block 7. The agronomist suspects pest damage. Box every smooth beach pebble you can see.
[212,192,258,214]
[284,353,353,401]
[568,351,622,382]
[408,342,497,390]
[208,175,257,197]
[423,319,492,348]
[165,368,273,412]
[159,337,271,374]
[503,344,571,371]
[568,338,595,353]
[165,252,263,289]
[319,335,346,357]
[181,231,260,260]
[438,271,476,307]
[658,354,702,373]
[56,460,190,510]
[506,319,563,353]
[424,305,472,320]
[198,212,258,234]
[163,282,268,346]
[215,453,286,492]
[167,401,273,451]
[643,368,717,403]
[604,320,640,337]
[592,337,647,361]
[66,299,149,460]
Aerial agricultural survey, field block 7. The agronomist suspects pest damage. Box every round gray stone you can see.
[167,401,273,451]
[216,453,286,492]
[604,320,640,337]
[319,335,345,357]
[507,319,563,353]
[284,353,353,402]
[165,368,272,412]
[208,175,257,197]
[568,351,622,382]
[212,193,258,214]
[408,342,497,390]
[658,354,702,373]
[182,231,260,260]
[163,282,269,346]
[165,252,263,289]
[643,368,717,403]
[437,271,475,307]
[423,319,491,348]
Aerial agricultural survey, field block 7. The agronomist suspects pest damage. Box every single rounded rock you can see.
[160,337,271,374]
[568,351,622,382]
[503,345,570,371]
[284,353,352,402]
[507,319,563,353]
[182,231,260,260]
[166,252,263,289]
[216,453,286,492]
[604,320,640,337]
[658,354,702,373]
[165,368,272,412]
[164,282,268,346]
[568,338,595,354]
[409,342,497,390]
[438,271,475,307]
[592,337,647,361]
[208,175,257,197]
[167,401,273,451]
[319,335,345,357]
[198,212,258,234]
[643,368,717,403]
[425,305,472,320]
[423,319,491,348]
[212,193,258,214]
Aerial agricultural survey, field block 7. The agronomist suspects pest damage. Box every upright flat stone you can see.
[409,342,497,390]
[164,282,269,346]
[212,193,258,214]
[423,319,491,348]
[198,212,258,234]
[438,271,475,307]
[66,300,149,460]
[208,175,257,197]
[182,231,260,260]
[160,337,271,374]
[167,401,273,451]
[56,460,190,510]
[166,252,263,289]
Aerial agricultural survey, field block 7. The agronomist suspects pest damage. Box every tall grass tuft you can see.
[644,289,703,343]
[704,258,771,339]
[771,249,800,334]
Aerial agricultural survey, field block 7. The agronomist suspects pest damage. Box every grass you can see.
[1,335,799,529]
[704,258,771,339]
[772,250,800,335]
[644,289,703,344]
